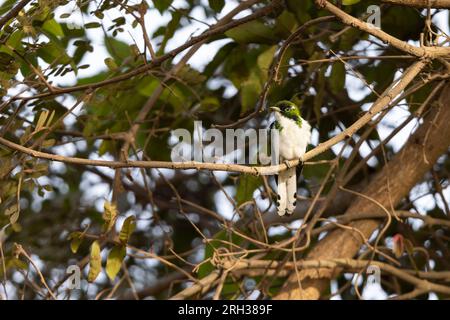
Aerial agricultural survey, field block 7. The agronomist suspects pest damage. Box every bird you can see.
[269,100,311,216]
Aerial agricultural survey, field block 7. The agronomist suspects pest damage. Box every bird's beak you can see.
[270,106,281,112]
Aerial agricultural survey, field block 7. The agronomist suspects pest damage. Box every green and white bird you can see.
[270,101,311,216]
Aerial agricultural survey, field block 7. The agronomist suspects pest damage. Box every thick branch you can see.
[169,271,220,300]
[222,258,450,293]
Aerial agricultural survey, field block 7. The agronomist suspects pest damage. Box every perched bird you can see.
[270,100,311,216]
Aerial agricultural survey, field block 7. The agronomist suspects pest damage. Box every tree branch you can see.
[0,61,428,176]
[0,0,32,30]
[382,0,450,8]
[316,0,450,58]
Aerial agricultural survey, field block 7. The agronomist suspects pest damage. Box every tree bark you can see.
[382,0,450,8]
[274,83,450,299]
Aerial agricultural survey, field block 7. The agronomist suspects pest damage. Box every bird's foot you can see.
[283,160,292,169]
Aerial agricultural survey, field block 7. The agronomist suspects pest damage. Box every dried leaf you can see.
[88,241,102,282]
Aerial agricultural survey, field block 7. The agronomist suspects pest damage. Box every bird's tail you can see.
[285,167,297,215]
[276,166,297,216]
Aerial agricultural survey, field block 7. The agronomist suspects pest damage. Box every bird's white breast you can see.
[276,114,311,161]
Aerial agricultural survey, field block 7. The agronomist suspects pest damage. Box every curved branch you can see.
[316,0,450,58]
[0,61,428,176]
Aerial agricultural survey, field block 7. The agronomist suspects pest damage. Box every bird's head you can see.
[269,100,301,120]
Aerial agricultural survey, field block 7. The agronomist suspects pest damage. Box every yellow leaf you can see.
[35,110,49,133]
[88,241,102,282]
[106,245,126,281]
[46,110,55,127]
[102,201,118,232]
[69,232,83,254]
[119,216,136,244]
[42,139,56,148]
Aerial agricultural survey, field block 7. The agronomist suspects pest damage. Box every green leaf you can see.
[119,216,136,244]
[225,20,276,44]
[106,245,126,281]
[153,0,173,14]
[406,82,433,113]
[199,96,220,112]
[307,51,325,76]
[98,140,113,156]
[70,237,82,254]
[69,231,83,254]
[137,77,160,97]
[137,76,184,109]
[88,240,102,282]
[0,30,24,55]
[339,28,362,51]
[274,10,297,37]
[329,62,346,95]
[382,7,423,41]
[77,71,109,86]
[12,258,28,270]
[303,144,336,181]
[42,19,64,38]
[104,57,118,71]
[257,46,277,76]
[209,0,225,12]
[240,72,261,114]
[221,281,240,296]
[204,42,237,77]
[36,42,71,65]
[0,0,16,16]
[178,65,207,85]
[0,52,18,74]
[236,175,261,206]
[343,0,361,4]
[105,37,131,64]
[157,11,181,54]
[0,257,28,278]
[85,22,102,29]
